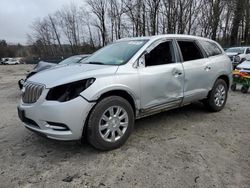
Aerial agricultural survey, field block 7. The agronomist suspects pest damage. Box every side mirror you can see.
[138,55,145,66]
[134,51,149,68]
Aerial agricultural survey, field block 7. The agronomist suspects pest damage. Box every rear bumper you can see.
[18,96,95,140]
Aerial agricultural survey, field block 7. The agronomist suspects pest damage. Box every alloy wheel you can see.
[214,84,226,107]
[99,106,129,142]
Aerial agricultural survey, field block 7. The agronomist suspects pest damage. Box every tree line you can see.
[2,0,250,59]
[0,40,29,59]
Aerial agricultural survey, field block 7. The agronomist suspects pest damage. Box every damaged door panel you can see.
[138,40,184,111]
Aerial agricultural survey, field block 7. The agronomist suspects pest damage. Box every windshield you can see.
[84,40,148,65]
[59,56,84,65]
[226,48,245,54]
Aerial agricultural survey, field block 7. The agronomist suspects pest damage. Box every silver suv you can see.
[18,35,232,150]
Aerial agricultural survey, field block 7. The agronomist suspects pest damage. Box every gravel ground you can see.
[0,65,249,188]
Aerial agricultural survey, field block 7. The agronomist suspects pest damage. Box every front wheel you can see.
[87,96,134,151]
[203,79,228,112]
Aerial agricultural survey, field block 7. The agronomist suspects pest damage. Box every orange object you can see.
[232,70,250,78]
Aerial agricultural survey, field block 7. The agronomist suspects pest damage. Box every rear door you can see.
[138,39,184,110]
[176,40,211,103]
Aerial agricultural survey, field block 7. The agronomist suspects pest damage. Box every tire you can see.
[87,96,134,151]
[231,83,237,91]
[241,86,249,93]
[203,79,228,112]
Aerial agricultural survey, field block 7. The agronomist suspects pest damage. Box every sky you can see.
[0,0,84,45]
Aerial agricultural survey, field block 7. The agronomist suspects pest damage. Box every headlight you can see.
[234,55,240,62]
[46,78,95,102]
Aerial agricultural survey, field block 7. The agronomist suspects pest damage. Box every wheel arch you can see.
[206,74,231,99]
[97,90,138,116]
[81,89,138,143]
[217,74,230,89]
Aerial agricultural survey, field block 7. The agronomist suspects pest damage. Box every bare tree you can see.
[230,0,245,45]
[56,3,81,53]
[108,0,126,40]
[48,15,63,55]
[87,0,108,46]
[146,0,161,35]
[28,0,250,58]
[31,18,57,56]
[244,0,250,44]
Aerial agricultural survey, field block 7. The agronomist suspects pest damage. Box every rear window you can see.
[177,41,204,61]
[200,40,222,57]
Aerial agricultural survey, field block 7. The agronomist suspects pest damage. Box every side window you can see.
[145,41,176,66]
[246,48,250,54]
[199,40,222,57]
[177,41,204,61]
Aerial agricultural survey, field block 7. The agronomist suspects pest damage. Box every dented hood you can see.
[27,63,118,88]
[33,61,56,72]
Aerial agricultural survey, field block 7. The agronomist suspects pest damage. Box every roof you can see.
[118,34,216,43]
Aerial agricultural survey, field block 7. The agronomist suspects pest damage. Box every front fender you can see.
[80,76,141,109]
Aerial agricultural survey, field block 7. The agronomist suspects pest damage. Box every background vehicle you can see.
[4,59,20,65]
[18,54,90,89]
[235,60,250,73]
[0,58,9,65]
[2,58,20,65]
[18,35,231,150]
[226,47,250,68]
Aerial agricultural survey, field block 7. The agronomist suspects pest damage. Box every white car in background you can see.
[226,47,250,67]
[236,60,250,74]
[4,59,20,65]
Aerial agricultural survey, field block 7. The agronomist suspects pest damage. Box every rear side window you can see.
[246,48,250,54]
[199,40,222,57]
[177,41,204,61]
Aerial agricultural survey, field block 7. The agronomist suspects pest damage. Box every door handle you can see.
[205,66,211,71]
[173,70,183,77]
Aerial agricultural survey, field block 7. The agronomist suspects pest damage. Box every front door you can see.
[138,40,184,111]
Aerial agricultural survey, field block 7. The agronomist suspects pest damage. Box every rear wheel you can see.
[203,79,228,112]
[87,96,134,151]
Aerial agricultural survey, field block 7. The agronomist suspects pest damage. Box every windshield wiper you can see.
[87,61,105,65]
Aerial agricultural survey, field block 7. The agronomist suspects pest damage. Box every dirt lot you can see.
[0,65,249,188]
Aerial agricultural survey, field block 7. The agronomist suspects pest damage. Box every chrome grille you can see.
[22,82,44,103]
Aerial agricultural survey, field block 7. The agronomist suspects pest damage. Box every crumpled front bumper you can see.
[18,95,95,140]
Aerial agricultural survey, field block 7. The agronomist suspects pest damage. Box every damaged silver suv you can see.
[18,35,232,150]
